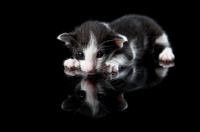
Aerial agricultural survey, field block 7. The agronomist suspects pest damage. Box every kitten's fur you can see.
[57,14,175,75]
[62,56,173,118]
[61,74,127,118]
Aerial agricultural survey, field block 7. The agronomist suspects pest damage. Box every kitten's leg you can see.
[105,60,119,73]
[111,66,135,81]
[155,33,175,67]
[63,58,80,69]
[105,54,127,73]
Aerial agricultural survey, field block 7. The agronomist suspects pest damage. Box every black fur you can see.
[58,14,173,73]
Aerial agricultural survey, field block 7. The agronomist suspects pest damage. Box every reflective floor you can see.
[24,2,194,130]
[61,55,175,119]
[40,55,178,128]
[40,55,177,129]
[40,32,179,127]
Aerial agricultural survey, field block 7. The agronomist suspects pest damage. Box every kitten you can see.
[61,56,173,118]
[61,74,127,118]
[57,14,175,75]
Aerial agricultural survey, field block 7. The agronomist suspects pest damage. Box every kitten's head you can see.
[61,75,128,118]
[57,21,128,74]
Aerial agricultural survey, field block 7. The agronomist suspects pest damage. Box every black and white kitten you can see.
[61,57,173,118]
[61,74,127,118]
[57,14,175,75]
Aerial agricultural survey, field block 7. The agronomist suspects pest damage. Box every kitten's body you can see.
[57,14,175,74]
[61,74,127,118]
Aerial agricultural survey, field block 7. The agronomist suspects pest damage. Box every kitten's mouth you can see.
[87,72,97,75]
[86,69,98,75]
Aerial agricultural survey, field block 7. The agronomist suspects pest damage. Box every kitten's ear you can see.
[61,95,79,111]
[116,93,128,111]
[57,33,73,45]
[113,34,128,48]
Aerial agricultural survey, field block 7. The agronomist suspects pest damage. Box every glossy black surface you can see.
[61,53,174,118]
[17,1,196,130]
[48,11,174,126]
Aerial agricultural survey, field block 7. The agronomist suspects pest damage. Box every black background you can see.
[7,1,198,131]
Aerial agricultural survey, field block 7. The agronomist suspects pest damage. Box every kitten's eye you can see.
[97,93,106,101]
[77,91,86,100]
[97,51,104,58]
[77,51,84,58]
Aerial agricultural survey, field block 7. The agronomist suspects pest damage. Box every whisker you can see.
[99,104,110,114]
[72,108,81,119]
[98,40,115,49]
[73,107,81,115]
[99,39,115,45]
[98,44,113,50]
[68,35,82,46]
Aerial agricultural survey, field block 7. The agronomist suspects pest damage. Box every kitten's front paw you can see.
[159,60,175,68]
[104,72,119,80]
[159,48,175,62]
[64,66,85,76]
[105,60,119,73]
[63,58,80,69]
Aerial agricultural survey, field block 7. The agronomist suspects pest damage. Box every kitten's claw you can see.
[63,59,80,69]
[104,71,119,80]
[159,60,175,68]
[64,67,86,76]
[159,48,175,62]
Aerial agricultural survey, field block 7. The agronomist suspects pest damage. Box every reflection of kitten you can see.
[62,55,174,118]
[57,14,175,75]
[61,75,127,118]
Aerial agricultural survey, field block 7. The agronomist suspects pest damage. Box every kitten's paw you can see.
[105,60,119,73]
[64,66,85,76]
[159,60,175,68]
[63,59,80,69]
[104,72,119,80]
[159,48,175,62]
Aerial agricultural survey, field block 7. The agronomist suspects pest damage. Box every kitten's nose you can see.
[87,69,96,74]
[86,66,97,74]
[85,59,96,74]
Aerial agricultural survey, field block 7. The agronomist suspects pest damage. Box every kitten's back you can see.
[109,14,164,41]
